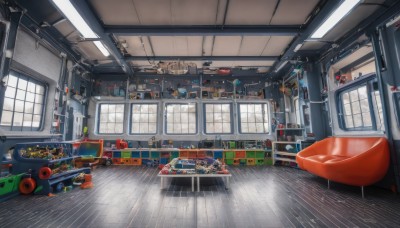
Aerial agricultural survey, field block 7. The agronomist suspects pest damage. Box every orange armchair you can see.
[296,137,389,187]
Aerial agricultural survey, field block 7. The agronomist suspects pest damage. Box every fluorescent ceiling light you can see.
[94,41,110,57]
[311,0,361,39]
[52,0,111,57]
[52,0,97,39]
[275,61,288,73]
[294,43,303,52]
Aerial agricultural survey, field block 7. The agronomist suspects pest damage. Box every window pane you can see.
[13,112,23,126]
[5,87,16,98]
[34,104,42,115]
[36,85,45,95]
[342,93,350,104]
[3,98,14,111]
[131,104,158,134]
[25,102,34,113]
[35,94,43,104]
[1,111,13,126]
[32,115,41,127]
[239,103,269,133]
[363,113,372,127]
[98,104,125,134]
[351,102,361,114]
[18,78,27,90]
[344,104,351,115]
[345,116,354,128]
[353,114,362,127]
[204,104,232,134]
[23,114,33,127]
[358,87,367,100]
[15,100,24,112]
[7,75,18,87]
[165,104,196,134]
[27,82,36,92]
[350,90,358,101]
[16,89,26,100]
[26,92,35,102]
[360,99,369,113]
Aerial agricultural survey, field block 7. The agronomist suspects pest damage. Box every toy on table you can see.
[160,157,229,175]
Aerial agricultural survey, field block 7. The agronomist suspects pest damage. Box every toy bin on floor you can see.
[73,139,104,168]
[12,142,90,195]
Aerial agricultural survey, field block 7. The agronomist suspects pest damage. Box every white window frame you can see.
[98,103,125,134]
[130,103,158,135]
[1,70,46,131]
[204,103,233,134]
[238,102,270,134]
[164,103,197,135]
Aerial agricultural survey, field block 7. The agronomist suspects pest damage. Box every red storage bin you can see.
[235,150,246,158]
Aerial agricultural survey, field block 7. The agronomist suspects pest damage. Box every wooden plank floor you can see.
[1,166,400,228]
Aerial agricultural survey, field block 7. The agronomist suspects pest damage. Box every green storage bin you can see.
[246,151,256,158]
[151,151,160,158]
[224,151,235,159]
[255,159,265,165]
[264,158,273,165]
[225,159,234,165]
[255,151,265,159]
[122,151,131,158]
[171,151,179,159]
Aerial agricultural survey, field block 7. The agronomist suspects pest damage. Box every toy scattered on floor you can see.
[160,158,229,175]
[80,174,93,189]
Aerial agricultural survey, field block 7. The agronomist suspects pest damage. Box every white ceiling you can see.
[47,0,388,70]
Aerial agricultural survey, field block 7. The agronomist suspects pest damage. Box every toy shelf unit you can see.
[12,142,90,195]
[272,141,301,167]
[223,149,266,166]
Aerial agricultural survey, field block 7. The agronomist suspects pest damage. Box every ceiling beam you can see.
[125,56,279,61]
[104,25,302,36]
[270,0,343,73]
[69,0,133,76]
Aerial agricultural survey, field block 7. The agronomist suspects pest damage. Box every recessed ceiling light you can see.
[311,0,361,39]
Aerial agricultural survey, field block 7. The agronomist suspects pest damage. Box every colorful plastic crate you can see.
[170,151,179,159]
[255,159,265,165]
[121,158,132,165]
[151,151,160,158]
[214,151,223,159]
[160,158,169,164]
[255,151,265,159]
[246,151,256,158]
[131,158,142,165]
[113,151,121,158]
[122,151,131,158]
[235,150,246,158]
[112,158,122,164]
[197,150,206,158]
[247,159,255,165]
[233,159,240,165]
[225,151,235,159]
[131,151,140,158]
[141,151,150,158]
[225,159,234,165]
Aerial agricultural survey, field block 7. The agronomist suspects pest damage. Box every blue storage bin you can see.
[160,158,169,164]
[113,151,121,158]
[141,151,150,158]
[214,151,223,159]
[131,151,140,158]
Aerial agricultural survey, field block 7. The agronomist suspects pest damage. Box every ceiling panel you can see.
[131,0,172,25]
[76,41,108,61]
[261,36,293,56]
[202,36,214,56]
[300,41,326,51]
[170,0,220,25]
[53,20,76,38]
[321,4,382,41]
[89,0,139,25]
[238,36,270,56]
[225,0,278,25]
[118,36,148,56]
[212,36,242,56]
[270,0,319,25]
[149,36,203,56]
[130,60,157,67]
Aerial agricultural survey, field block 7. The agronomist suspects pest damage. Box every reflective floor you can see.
[1,166,399,228]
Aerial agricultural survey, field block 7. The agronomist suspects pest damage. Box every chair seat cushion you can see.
[306,155,349,163]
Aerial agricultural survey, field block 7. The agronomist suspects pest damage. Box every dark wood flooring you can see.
[1,166,400,228]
